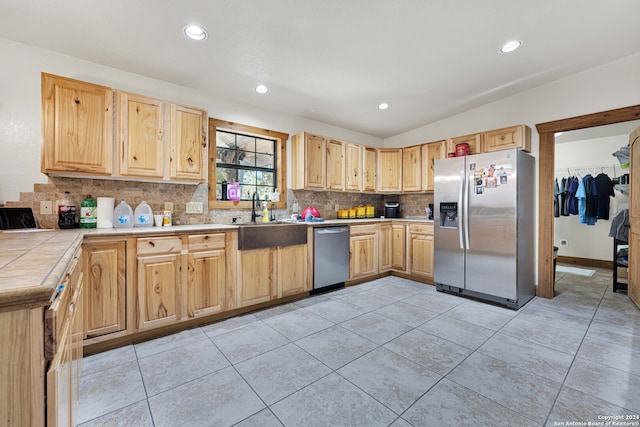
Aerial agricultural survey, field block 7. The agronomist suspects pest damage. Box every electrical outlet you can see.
[164,202,174,211]
[186,202,203,214]
[292,202,299,213]
[40,201,53,215]
[560,239,568,247]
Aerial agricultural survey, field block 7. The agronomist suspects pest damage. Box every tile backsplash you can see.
[6,177,434,229]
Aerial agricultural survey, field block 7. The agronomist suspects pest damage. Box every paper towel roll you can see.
[97,197,115,228]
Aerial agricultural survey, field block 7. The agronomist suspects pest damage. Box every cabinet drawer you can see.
[137,237,182,255]
[408,223,434,235]
[188,233,226,251]
[350,224,378,235]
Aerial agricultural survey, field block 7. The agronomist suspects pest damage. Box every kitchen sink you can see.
[237,222,307,250]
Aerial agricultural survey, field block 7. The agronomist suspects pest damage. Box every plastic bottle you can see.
[113,201,133,228]
[58,191,76,229]
[134,201,153,227]
[262,202,269,222]
[80,194,97,228]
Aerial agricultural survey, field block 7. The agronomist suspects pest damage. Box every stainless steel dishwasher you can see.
[313,225,350,293]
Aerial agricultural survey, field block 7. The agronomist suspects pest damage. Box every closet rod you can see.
[554,163,620,175]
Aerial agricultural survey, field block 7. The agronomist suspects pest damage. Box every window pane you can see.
[256,171,275,186]
[237,135,255,152]
[216,167,237,183]
[256,186,271,202]
[256,138,274,155]
[239,152,256,167]
[217,132,236,148]
[239,185,256,201]
[255,153,274,168]
[239,169,256,185]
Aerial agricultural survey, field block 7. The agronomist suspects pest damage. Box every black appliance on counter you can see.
[0,207,37,230]
[385,202,401,218]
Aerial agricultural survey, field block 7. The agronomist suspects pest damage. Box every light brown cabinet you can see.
[326,139,345,190]
[446,133,482,157]
[345,143,363,191]
[185,233,227,318]
[377,148,403,193]
[483,124,531,153]
[169,103,208,182]
[362,147,377,192]
[350,224,378,279]
[378,223,392,273]
[136,237,182,331]
[422,140,446,192]
[408,224,434,280]
[237,248,276,307]
[391,223,407,271]
[402,145,422,192]
[291,132,326,189]
[83,240,126,339]
[278,244,309,298]
[41,73,114,176]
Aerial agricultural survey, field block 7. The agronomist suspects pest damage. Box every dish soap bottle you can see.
[80,194,97,228]
[262,199,269,222]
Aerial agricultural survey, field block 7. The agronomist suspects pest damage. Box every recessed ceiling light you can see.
[500,40,522,53]
[255,85,269,94]
[183,24,208,41]
[378,103,389,110]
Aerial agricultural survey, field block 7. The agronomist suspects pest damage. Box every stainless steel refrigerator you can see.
[434,148,535,309]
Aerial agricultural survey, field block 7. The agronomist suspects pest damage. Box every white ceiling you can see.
[1,1,640,139]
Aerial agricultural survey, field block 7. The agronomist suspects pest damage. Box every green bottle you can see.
[80,194,97,228]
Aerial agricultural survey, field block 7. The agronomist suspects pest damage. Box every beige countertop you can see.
[0,218,432,310]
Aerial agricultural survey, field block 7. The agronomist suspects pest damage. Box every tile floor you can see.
[78,266,640,426]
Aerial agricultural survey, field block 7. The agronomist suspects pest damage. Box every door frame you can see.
[536,105,640,298]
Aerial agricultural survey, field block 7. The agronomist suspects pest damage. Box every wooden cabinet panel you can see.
[185,249,225,317]
[422,141,446,192]
[378,223,392,273]
[117,91,165,179]
[377,148,402,193]
[362,147,377,192]
[278,244,308,297]
[326,139,345,190]
[391,223,407,271]
[238,248,276,307]
[350,225,378,279]
[41,73,114,175]
[170,103,208,182]
[446,133,482,157]
[83,241,126,338]
[402,145,422,192]
[345,143,363,191]
[483,124,531,153]
[291,132,326,189]
[409,224,434,280]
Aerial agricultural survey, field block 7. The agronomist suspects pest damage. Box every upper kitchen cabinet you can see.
[117,91,165,179]
[169,103,208,182]
[41,73,114,176]
[446,133,482,157]
[362,147,377,192]
[483,124,531,153]
[291,132,326,190]
[422,140,446,192]
[345,143,363,191]
[377,148,403,193]
[402,145,422,192]
[326,139,345,191]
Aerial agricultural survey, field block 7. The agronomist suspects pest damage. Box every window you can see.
[208,118,288,209]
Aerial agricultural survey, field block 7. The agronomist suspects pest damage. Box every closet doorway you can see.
[536,105,640,299]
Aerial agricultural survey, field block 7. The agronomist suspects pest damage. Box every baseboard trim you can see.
[557,255,611,270]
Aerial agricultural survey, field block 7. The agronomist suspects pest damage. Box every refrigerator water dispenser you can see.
[439,202,458,228]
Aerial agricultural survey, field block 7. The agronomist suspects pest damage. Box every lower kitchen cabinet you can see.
[378,223,392,273]
[350,224,378,279]
[408,224,434,280]
[278,244,308,298]
[83,240,126,339]
[391,223,407,271]
[184,233,227,318]
[136,237,182,331]
[237,248,276,307]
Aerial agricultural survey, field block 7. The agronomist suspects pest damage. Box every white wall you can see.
[554,135,629,261]
[0,38,384,204]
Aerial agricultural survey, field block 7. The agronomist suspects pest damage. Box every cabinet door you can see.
[117,91,165,179]
[185,249,226,318]
[483,125,531,153]
[402,145,422,192]
[362,147,377,192]
[326,139,345,190]
[423,141,446,192]
[83,241,126,338]
[238,248,276,307]
[378,224,392,272]
[291,133,326,189]
[446,133,482,156]
[70,279,83,426]
[392,224,407,271]
[41,73,114,175]
[377,149,402,192]
[46,321,72,427]
[345,143,363,191]
[350,233,378,279]
[170,103,208,182]
[278,245,308,297]
[137,252,181,330]
[410,233,434,279]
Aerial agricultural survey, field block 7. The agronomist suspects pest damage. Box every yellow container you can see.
[365,205,375,218]
[356,206,366,219]
[337,209,347,219]
[348,208,356,219]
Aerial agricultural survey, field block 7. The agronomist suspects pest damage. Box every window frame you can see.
[208,118,288,210]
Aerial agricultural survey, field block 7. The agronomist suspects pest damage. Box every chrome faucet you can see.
[251,192,262,222]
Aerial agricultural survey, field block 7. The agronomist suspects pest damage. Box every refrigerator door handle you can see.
[458,171,464,249]
[463,171,470,249]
